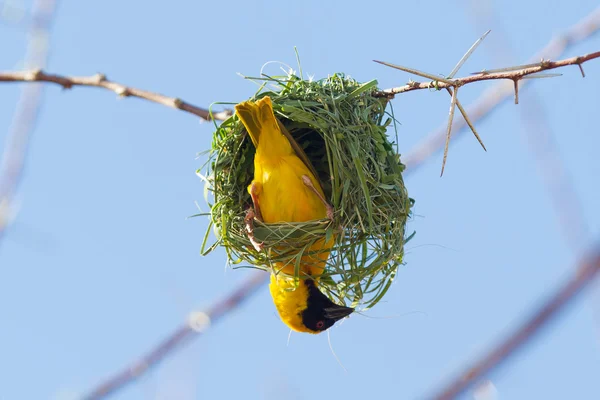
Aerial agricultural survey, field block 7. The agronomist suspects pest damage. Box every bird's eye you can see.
[316,321,325,329]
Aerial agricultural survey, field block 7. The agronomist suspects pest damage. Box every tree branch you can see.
[82,271,268,400]
[0,70,233,121]
[375,49,599,174]
[374,51,599,98]
[427,244,600,400]
[403,6,600,172]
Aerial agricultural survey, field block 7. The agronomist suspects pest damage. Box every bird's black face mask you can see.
[301,279,354,332]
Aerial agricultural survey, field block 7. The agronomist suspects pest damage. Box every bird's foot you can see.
[301,175,334,221]
[249,181,263,221]
[244,208,264,252]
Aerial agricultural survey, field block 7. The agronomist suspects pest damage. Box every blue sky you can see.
[1,0,599,399]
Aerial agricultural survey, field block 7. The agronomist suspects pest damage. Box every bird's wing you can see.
[276,118,322,190]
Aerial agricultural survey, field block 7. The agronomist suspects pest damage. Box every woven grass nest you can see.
[200,71,414,310]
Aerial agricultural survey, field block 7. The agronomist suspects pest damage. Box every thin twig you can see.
[0,0,58,246]
[403,7,600,171]
[0,70,233,121]
[374,51,599,97]
[82,271,268,400]
[427,244,600,400]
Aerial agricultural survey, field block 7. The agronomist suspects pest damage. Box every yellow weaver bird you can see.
[235,96,354,334]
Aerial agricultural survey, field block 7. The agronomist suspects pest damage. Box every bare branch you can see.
[376,45,598,172]
[374,51,600,97]
[426,244,600,400]
[0,70,233,121]
[82,271,268,400]
[403,6,600,172]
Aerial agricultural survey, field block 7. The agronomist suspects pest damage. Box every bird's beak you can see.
[323,304,354,321]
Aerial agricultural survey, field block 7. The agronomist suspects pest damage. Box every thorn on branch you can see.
[513,79,520,105]
[446,88,487,152]
[578,63,586,77]
[441,86,459,176]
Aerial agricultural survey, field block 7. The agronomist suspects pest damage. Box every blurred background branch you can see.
[82,271,268,400]
[0,0,58,248]
[427,243,600,400]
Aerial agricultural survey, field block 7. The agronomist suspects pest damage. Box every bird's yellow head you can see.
[269,274,354,334]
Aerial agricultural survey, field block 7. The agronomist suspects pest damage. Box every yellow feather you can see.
[235,96,334,333]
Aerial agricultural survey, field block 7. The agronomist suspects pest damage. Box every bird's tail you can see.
[235,96,321,179]
[235,96,290,152]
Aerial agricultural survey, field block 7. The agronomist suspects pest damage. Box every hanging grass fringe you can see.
[199,70,414,310]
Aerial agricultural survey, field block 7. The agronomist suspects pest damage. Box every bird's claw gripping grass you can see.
[301,175,334,221]
[244,208,263,252]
